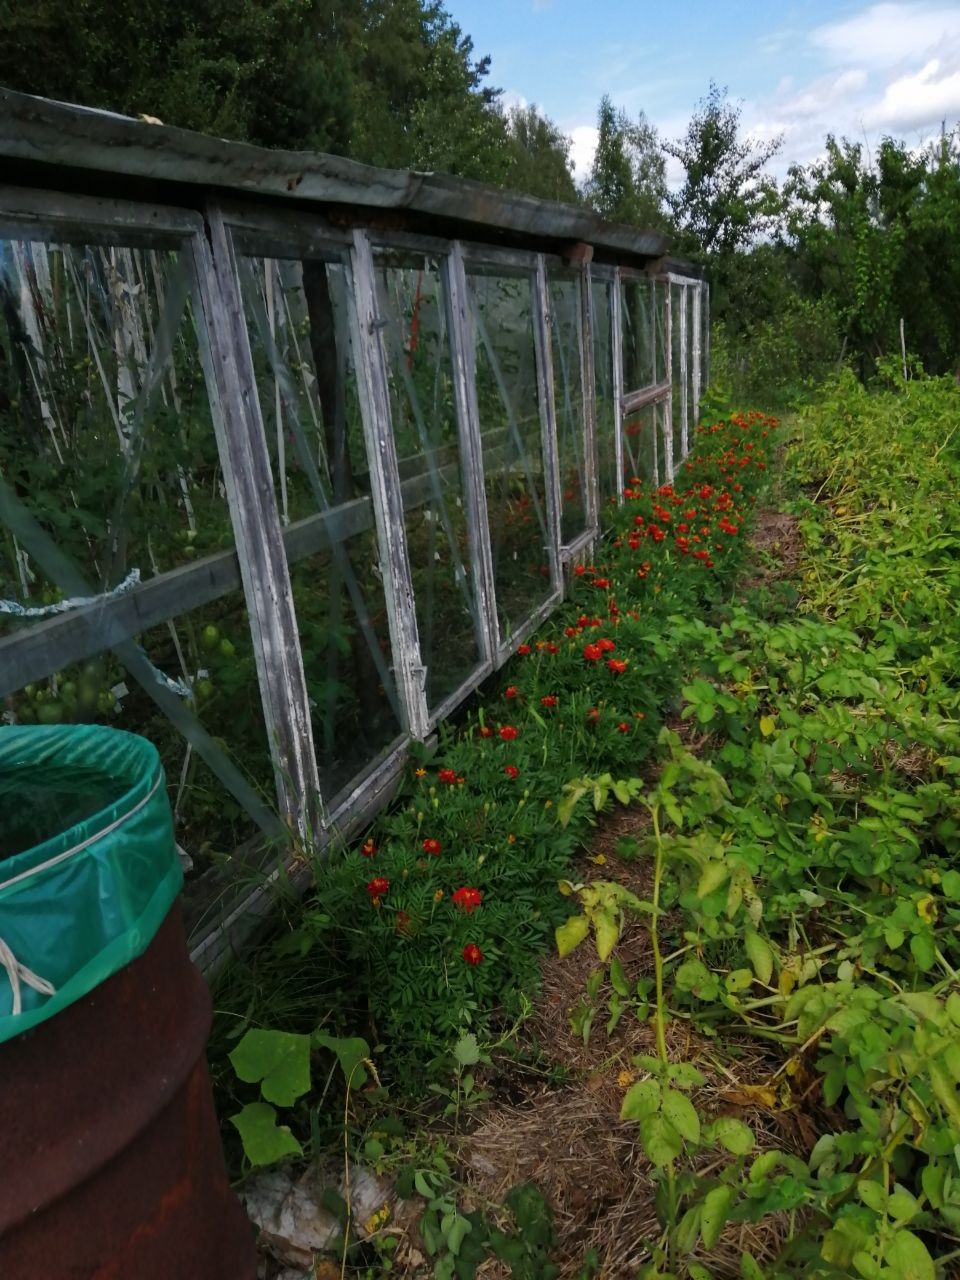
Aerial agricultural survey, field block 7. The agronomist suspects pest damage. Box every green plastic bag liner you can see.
[0,725,182,1044]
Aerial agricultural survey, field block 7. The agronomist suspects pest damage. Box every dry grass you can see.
[450,790,829,1279]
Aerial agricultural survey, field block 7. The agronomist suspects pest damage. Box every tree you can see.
[783,129,960,375]
[665,82,782,259]
[585,96,668,229]
[503,105,578,203]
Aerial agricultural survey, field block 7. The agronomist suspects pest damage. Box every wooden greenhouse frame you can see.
[0,89,709,967]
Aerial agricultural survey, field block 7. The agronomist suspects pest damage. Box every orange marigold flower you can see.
[361,838,377,857]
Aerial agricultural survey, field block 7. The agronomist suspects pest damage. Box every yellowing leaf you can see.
[745,930,774,986]
[556,914,590,958]
[759,715,776,737]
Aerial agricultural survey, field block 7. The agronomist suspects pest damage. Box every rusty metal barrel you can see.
[0,726,256,1279]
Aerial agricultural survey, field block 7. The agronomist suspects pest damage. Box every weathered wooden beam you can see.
[200,202,322,837]
[611,269,625,503]
[348,228,429,740]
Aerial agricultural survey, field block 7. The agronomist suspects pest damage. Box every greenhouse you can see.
[0,88,707,963]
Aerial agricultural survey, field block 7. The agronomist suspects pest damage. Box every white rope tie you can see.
[0,936,56,1017]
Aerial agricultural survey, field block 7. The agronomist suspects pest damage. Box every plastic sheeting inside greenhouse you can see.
[0,88,709,965]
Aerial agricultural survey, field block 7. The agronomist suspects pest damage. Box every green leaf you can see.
[670,1061,707,1089]
[941,870,960,900]
[725,968,755,993]
[556,914,590,958]
[609,955,630,996]
[700,1185,733,1249]
[454,1033,481,1067]
[697,861,730,898]
[707,1116,755,1155]
[230,1102,302,1166]
[884,1229,935,1280]
[744,930,774,986]
[911,932,937,972]
[314,1031,370,1089]
[741,1252,764,1280]
[640,1112,683,1166]
[662,1088,701,1144]
[229,1030,311,1106]
[621,1078,661,1122]
[856,1179,887,1212]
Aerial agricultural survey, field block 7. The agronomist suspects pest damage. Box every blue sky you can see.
[445,1,960,182]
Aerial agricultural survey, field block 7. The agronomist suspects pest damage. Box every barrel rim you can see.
[0,725,164,892]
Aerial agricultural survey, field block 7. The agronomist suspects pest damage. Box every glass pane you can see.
[235,247,403,807]
[622,401,659,488]
[467,265,553,641]
[374,249,484,711]
[591,276,619,508]
[548,268,588,545]
[620,275,656,391]
[671,283,684,474]
[654,281,667,385]
[686,286,696,439]
[0,236,275,858]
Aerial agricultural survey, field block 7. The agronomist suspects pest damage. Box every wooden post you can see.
[692,283,702,428]
[662,281,674,483]
[679,282,689,460]
[533,254,563,596]
[579,260,599,538]
[443,241,499,667]
[200,203,321,839]
[347,227,429,740]
[611,269,625,503]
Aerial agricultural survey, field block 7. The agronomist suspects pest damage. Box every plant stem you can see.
[650,802,669,1066]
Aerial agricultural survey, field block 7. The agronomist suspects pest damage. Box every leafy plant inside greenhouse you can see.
[2,2,960,1279]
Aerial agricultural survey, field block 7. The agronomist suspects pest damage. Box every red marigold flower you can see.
[422,838,442,855]
[361,838,377,857]
[564,625,578,638]
[437,768,458,784]
[504,764,519,778]
[479,725,493,738]
[462,943,484,966]
[395,910,412,935]
[597,637,616,653]
[505,685,519,699]
[366,877,389,901]
[541,694,558,708]
[617,722,631,733]
[586,707,600,722]
[574,565,587,576]
[499,725,518,741]
[452,886,483,914]
[517,644,531,655]
[591,578,610,589]
[607,658,628,674]
[546,642,559,654]
[583,643,602,662]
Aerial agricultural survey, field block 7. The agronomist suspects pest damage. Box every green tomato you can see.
[201,625,220,652]
[195,679,215,702]
[17,706,37,724]
[218,638,236,658]
[97,691,114,715]
[37,702,64,725]
[78,681,100,711]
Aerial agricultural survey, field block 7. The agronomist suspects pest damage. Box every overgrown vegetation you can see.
[211,366,960,1276]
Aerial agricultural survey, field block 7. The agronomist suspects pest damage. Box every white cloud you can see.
[864,58,960,128]
[570,125,598,183]
[811,2,960,68]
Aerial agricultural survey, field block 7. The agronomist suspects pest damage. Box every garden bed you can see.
[212,370,960,1279]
